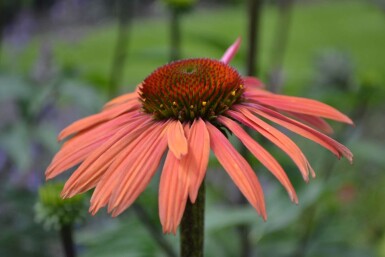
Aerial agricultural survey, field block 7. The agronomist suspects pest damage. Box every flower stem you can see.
[180,180,205,257]
[60,223,76,257]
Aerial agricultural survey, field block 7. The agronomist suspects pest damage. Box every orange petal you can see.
[88,124,162,214]
[246,104,353,163]
[248,93,353,124]
[206,122,267,220]
[218,116,298,204]
[103,89,139,109]
[230,107,314,181]
[106,122,169,216]
[61,115,153,198]
[58,101,141,141]
[180,118,210,203]
[286,112,334,134]
[159,151,189,234]
[46,113,142,179]
[167,120,188,159]
[46,139,103,180]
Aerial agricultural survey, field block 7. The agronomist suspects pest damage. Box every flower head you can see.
[46,38,353,234]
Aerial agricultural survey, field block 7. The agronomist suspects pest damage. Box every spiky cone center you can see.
[139,58,244,122]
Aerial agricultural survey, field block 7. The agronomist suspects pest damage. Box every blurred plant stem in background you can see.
[60,224,76,257]
[164,0,197,61]
[0,29,3,61]
[235,0,263,257]
[133,203,178,257]
[246,0,263,77]
[108,0,134,97]
[170,8,181,61]
[267,0,294,93]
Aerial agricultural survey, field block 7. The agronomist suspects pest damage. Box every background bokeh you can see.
[0,0,384,256]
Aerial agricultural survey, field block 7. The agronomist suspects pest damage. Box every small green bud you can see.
[35,183,86,230]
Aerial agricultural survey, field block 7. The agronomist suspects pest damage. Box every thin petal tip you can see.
[220,37,242,64]
[261,212,268,222]
[289,191,299,204]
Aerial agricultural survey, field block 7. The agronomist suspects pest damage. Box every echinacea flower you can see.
[46,38,353,234]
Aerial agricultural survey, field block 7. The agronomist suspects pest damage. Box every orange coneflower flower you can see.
[46,38,353,234]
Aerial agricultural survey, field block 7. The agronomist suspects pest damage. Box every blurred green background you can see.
[0,0,384,256]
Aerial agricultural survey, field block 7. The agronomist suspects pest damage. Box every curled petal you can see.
[182,118,210,203]
[220,37,241,64]
[167,120,188,159]
[206,122,267,220]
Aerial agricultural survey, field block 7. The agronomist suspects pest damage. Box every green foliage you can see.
[0,188,55,257]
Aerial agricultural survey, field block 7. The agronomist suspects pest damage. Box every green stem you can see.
[180,180,205,257]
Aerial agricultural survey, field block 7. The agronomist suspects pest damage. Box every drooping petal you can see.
[89,124,163,214]
[159,151,189,234]
[218,116,298,204]
[206,122,267,220]
[61,116,154,198]
[245,103,353,163]
[220,37,241,64]
[246,93,353,124]
[181,118,210,203]
[58,101,141,141]
[46,113,143,179]
[229,107,314,181]
[106,122,169,217]
[167,120,188,159]
[286,112,334,134]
